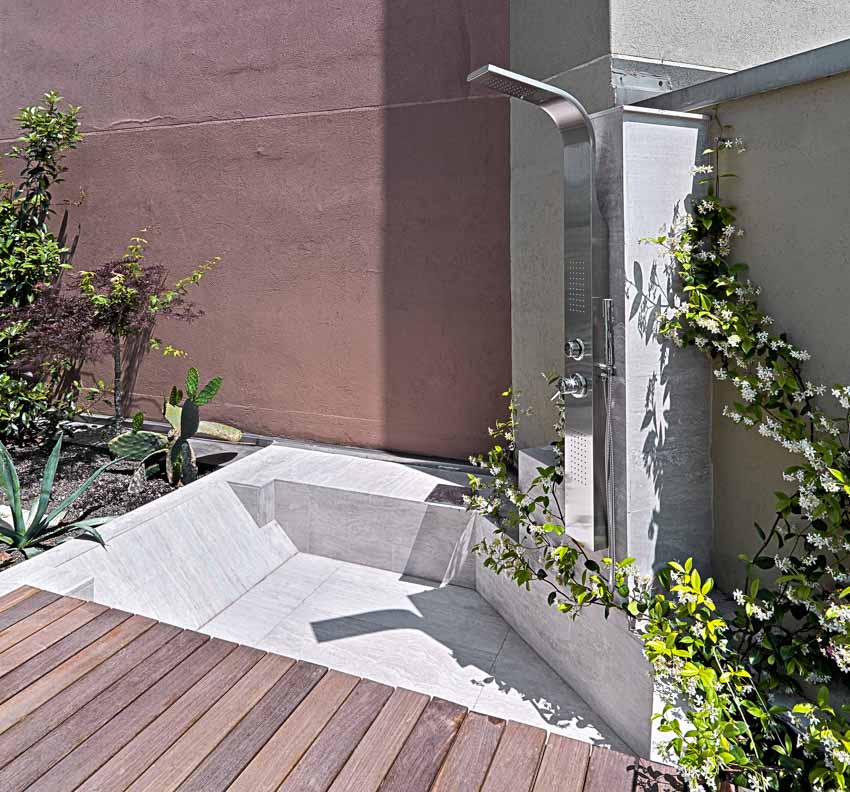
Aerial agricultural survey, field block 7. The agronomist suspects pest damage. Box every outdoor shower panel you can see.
[467,66,612,551]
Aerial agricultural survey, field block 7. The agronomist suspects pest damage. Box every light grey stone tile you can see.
[145,514,243,620]
[228,481,275,527]
[327,560,497,618]
[203,597,299,646]
[473,630,628,749]
[287,583,510,657]
[258,520,299,560]
[393,506,476,586]
[261,614,494,708]
[19,567,95,600]
[266,552,343,585]
[306,490,411,571]
[273,481,313,551]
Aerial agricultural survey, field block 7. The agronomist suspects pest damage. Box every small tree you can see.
[19,235,219,431]
[0,91,82,441]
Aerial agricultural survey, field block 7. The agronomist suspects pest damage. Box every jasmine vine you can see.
[467,134,850,791]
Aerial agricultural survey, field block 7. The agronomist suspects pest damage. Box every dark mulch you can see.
[1,440,175,568]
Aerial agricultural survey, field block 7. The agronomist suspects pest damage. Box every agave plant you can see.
[109,368,241,487]
[0,433,116,559]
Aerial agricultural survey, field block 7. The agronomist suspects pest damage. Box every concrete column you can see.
[594,106,713,575]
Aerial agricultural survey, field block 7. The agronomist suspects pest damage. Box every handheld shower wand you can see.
[600,298,616,584]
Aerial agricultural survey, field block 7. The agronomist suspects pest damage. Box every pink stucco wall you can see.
[0,0,511,459]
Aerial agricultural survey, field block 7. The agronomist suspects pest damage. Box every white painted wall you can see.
[710,72,850,592]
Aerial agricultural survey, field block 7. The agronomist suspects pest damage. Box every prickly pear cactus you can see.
[108,430,167,461]
[165,436,197,486]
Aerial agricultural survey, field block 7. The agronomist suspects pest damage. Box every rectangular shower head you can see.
[467,64,560,105]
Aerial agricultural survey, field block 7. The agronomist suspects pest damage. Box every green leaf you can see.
[193,377,222,406]
[179,400,200,441]
[40,456,126,533]
[0,440,24,532]
[30,432,63,531]
[131,411,144,431]
[74,527,106,547]
[185,367,199,399]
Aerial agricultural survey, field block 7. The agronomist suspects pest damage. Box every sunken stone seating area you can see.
[0,445,654,756]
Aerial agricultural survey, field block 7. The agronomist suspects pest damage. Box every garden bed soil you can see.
[1,440,175,569]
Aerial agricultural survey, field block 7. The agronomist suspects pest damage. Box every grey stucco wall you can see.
[611,2,850,71]
[710,72,850,592]
[510,0,610,81]
[511,0,850,82]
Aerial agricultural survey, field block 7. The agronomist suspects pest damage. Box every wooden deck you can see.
[0,586,682,791]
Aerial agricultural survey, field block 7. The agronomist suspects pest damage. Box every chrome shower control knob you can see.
[557,373,588,399]
[564,338,585,360]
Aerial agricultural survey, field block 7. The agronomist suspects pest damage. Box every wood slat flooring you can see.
[0,587,683,791]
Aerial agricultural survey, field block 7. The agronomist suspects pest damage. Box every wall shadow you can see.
[380,0,511,459]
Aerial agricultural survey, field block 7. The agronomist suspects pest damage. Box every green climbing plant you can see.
[467,134,850,791]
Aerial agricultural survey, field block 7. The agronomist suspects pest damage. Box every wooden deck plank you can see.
[0,628,206,792]
[378,697,468,792]
[277,678,394,792]
[0,600,105,677]
[0,590,682,792]
[0,620,177,766]
[532,733,591,792]
[623,755,684,791]
[0,589,59,632]
[0,621,181,786]
[431,711,506,792]
[30,636,235,791]
[126,652,294,792]
[581,748,633,791]
[0,595,82,655]
[328,688,430,792]
[229,669,360,792]
[0,611,145,730]
[481,721,547,792]
[581,747,683,792]
[177,659,328,791]
[79,644,265,792]
[0,586,39,613]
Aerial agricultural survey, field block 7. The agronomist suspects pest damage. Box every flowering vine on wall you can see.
[466,131,850,791]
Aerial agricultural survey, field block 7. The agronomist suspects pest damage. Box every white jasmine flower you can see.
[722,405,742,423]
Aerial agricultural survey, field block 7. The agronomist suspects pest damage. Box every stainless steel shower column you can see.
[467,64,610,550]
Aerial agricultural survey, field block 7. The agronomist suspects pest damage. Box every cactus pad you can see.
[108,430,167,461]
